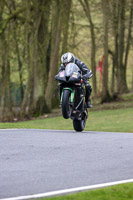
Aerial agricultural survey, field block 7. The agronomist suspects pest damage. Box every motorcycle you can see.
[55,63,88,132]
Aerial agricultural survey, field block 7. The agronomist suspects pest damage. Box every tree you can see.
[108,0,133,95]
[117,0,128,93]
[21,0,51,117]
[79,0,97,96]
[45,0,64,110]
[11,0,24,100]
[61,0,72,53]
[0,1,13,121]
[101,0,111,102]
[123,0,133,92]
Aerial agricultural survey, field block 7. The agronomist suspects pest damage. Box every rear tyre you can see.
[73,118,86,132]
[62,90,71,119]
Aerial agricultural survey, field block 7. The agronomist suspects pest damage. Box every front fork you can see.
[60,88,75,105]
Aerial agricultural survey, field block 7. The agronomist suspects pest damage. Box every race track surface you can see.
[0,129,133,198]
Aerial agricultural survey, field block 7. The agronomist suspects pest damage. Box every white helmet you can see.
[61,52,75,64]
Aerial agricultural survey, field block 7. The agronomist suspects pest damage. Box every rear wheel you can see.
[73,118,86,132]
[62,90,71,119]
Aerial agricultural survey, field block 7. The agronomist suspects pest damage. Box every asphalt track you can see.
[0,129,133,199]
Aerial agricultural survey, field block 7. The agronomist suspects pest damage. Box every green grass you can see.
[42,183,133,200]
[0,107,133,133]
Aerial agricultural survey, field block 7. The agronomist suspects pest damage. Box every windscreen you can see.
[65,63,80,77]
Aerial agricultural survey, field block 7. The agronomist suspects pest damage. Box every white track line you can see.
[1,179,133,200]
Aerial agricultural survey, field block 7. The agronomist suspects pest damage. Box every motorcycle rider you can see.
[59,52,93,108]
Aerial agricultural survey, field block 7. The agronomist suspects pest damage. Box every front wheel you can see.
[62,89,71,119]
[73,118,86,132]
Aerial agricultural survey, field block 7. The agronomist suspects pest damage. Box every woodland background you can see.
[0,0,133,121]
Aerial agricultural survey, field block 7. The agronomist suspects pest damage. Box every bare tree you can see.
[79,0,97,96]
[101,0,111,102]
[45,0,63,110]
[61,0,72,53]
[117,0,128,93]
[21,0,51,117]
[0,1,13,121]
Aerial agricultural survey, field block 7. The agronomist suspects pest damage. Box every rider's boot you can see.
[86,98,92,108]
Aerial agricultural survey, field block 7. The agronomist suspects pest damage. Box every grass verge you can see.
[42,183,133,200]
[0,107,133,133]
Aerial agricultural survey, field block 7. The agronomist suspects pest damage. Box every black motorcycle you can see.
[55,63,88,132]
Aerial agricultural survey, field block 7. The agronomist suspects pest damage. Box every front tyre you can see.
[62,90,71,119]
[73,119,86,132]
